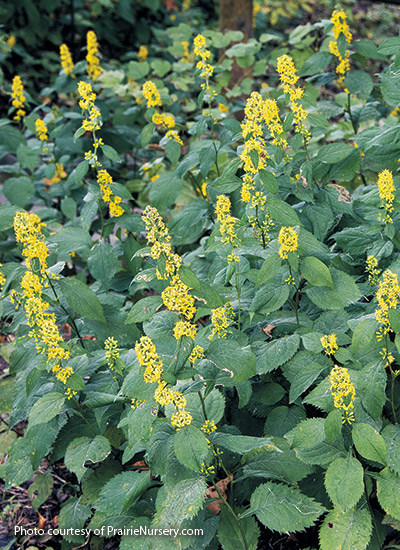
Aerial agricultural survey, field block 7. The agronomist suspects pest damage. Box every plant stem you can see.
[347,92,357,134]
[211,476,249,550]
[288,265,300,328]
[231,244,241,331]
[364,481,383,550]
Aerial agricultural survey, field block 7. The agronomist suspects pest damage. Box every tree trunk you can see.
[219,0,253,39]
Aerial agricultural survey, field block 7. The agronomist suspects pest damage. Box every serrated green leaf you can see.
[300,257,333,288]
[174,425,209,472]
[319,506,372,550]
[126,296,164,324]
[382,424,400,475]
[253,334,300,375]
[325,456,364,512]
[58,277,106,323]
[218,507,259,550]
[87,241,120,289]
[211,433,277,455]
[101,144,121,163]
[65,436,111,482]
[96,471,151,514]
[377,467,400,521]
[353,423,387,465]
[249,482,326,534]
[324,409,343,443]
[29,392,65,427]
[28,472,54,511]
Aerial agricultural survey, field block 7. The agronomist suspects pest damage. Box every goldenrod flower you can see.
[188,345,204,363]
[278,226,298,259]
[60,43,75,77]
[376,169,395,223]
[161,275,196,320]
[135,335,163,383]
[181,40,191,63]
[0,264,5,291]
[173,319,196,340]
[77,80,102,133]
[97,170,124,217]
[276,55,310,142]
[142,80,161,108]
[375,269,400,340]
[35,119,48,141]
[329,365,355,424]
[171,409,192,429]
[201,419,217,434]
[366,255,380,286]
[193,34,213,86]
[138,45,148,62]
[329,9,352,85]
[215,195,239,247]
[165,129,183,145]
[11,76,26,121]
[105,336,119,370]
[86,30,102,81]
[320,333,338,355]
[210,303,234,340]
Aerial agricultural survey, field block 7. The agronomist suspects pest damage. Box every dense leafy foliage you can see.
[3,4,400,550]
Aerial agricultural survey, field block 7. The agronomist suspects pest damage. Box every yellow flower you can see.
[97,170,124,217]
[209,303,234,340]
[135,335,163,383]
[218,103,229,113]
[7,35,16,48]
[161,275,196,320]
[142,80,162,108]
[188,345,205,363]
[193,34,213,82]
[35,119,48,141]
[329,365,355,424]
[215,195,240,247]
[11,76,26,121]
[173,320,197,340]
[375,269,400,340]
[201,419,217,434]
[138,45,148,62]
[165,129,183,145]
[60,43,75,77]
[86,30,102,81]
[278,226,298,259]
[320,333,338,355]
[171,409,192,429]
[329,9,352,84]
[366,255,380,286]
[376,169,395,223]
[276,55,309,142]
[0,263,5,291]
[105,336,119,370]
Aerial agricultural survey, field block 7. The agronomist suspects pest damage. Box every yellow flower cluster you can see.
[46,163,67,186]
[375,269,400,340]
[181,40,191,63]
[366,255,380,286]
[60,43,75,77]
[142,80,162,108]
[215,194,239,249]
[376,169,395,223]
[193,34,213,86]
[329,365,355,424]
[96,170,124,217]
[142,206,197,341]
[278,226,299,259]
[134,335,192,429]
[320,333,338,355]
[152,112,175,128]
[78,81,102,132]
[35,119,48,141]
[138,45,148,62]
[209,302,234,340]
[11,76,26,121]
[276,55,310,142]
[12,212,74,390]
[329,9,352,85]
[241,92,286,147]
[105,337,119,370]
[201,419,217,434]
[0,263,5,291]
[188,345,205,363]
[86,30,102,81]
[165,129,183,145]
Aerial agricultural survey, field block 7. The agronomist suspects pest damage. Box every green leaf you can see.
[174,425,209,472]
[58,277,106,323]
[141,123,155,147]
[306,268,361,311]
[87,241,120,289]
[253,334,300,375]
[351,318,377,355]
[101,144,121,163]
[151,59,171,77]
[250,282,290,314]
[127,60,150,79]
[218,507,259,550]
[382,424,400,475]
[243,447,311,484]
[377,467,400,521]
[165,139,181,165]
[352,423,387,465]
[205,340,256,385]
[324,456,364,512]
[389,308,400,334]
[300,257,333,287]
[29,392,65,427]
[212,433,277,455]
[249,482,326,534]
[324,409,343,443]
[316,143,354,164]
[28,472,53,511]
[58,496,92,542]
[96,471,151,514]
[381,72,400,107]
[74,160,89,185]
[299,52,332,76]
[125,295,163,324]
[3,176,34,208]
[319,506,372,550]
[259,170,278,194]
[61,197,77,220]
[292,418,346,467]
[344,70,373,100]
[65,436,111,482]
[153,477,206,529]
[267,199,301,226]
[358,362,386,421]
[256,255,281,285]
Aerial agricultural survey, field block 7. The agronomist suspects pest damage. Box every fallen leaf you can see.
[205,473,233,514]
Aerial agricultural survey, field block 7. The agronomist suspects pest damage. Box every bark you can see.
[219,0,253,39]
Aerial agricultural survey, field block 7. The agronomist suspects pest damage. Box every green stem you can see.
[211,476,249,550]
[347,92,357,134]
[232,244,241,331]
[288,265,300,328]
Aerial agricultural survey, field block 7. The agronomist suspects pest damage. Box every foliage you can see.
[2,4,400,550]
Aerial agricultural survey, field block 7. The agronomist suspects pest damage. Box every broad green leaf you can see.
[249,482,326,533]
[243,448,311,484]
[300,257,333,288]
[174,425,209,472]
[250,282,290,314]
[74,160,89,184]
[28,472,53,511]
[253,334,300,375]
[65,436,111,482]
[324,456,364,512]
[291,418,346,467]
[316,143,354,164]
[319,506,372,550]
[267,199,301,226]
[29,392,65,427]
[358,362,386,421]
[324,409,343,443]
[306,268,361,311]
[377,467,400,520]
[125,295,163,324]
[87,241,120,289]
[351,318,377,355]
[218,507,259,550]
[345,70,373,100]
[101,144,121,163]
[3,176,34,207]
[256,255,281,285]
[352,423,387,465]
[58,277,106,323]
[205,340,256,385]
[211,433,277,455]
[96,471,151,514]
[382,424,400,475]
[58,496,91,543]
